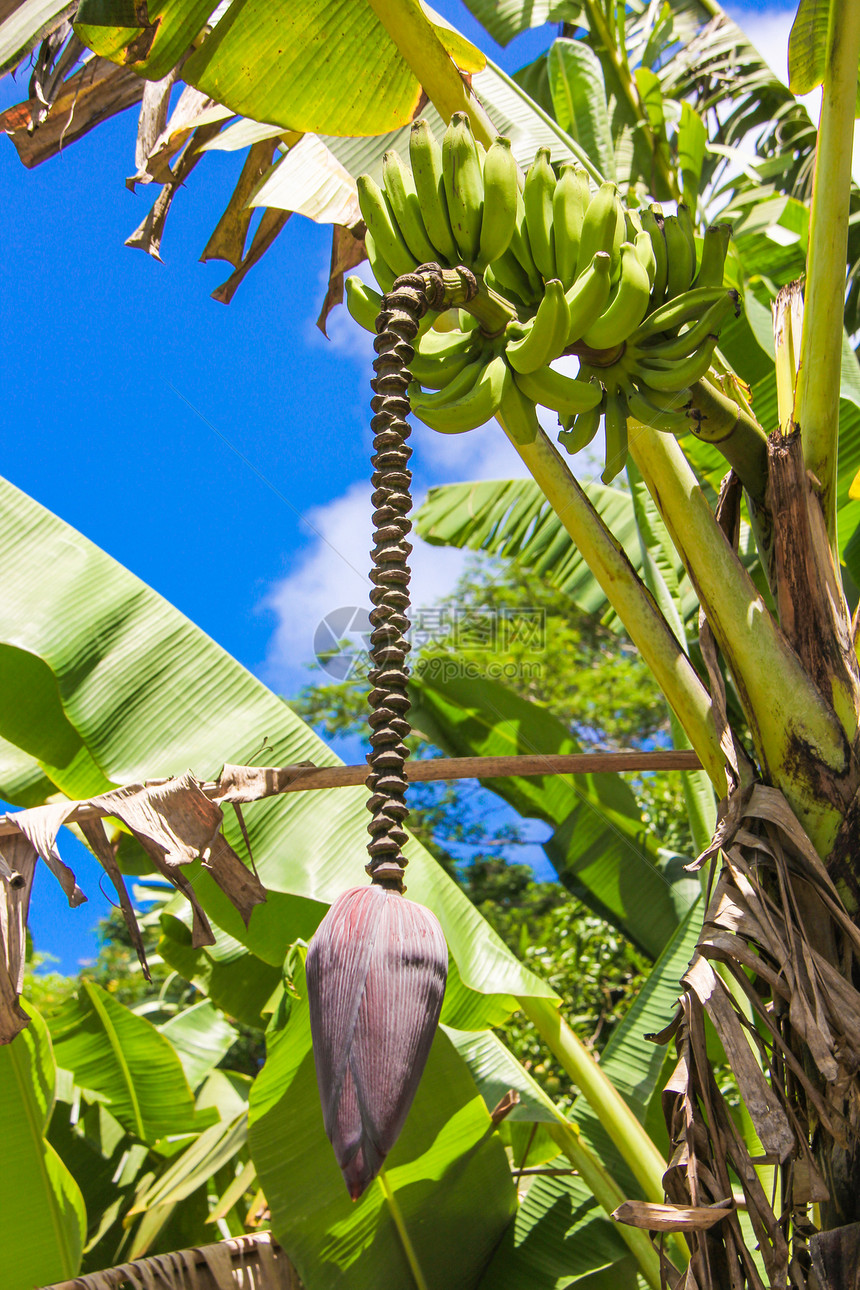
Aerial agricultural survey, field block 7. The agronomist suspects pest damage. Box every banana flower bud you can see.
[306,884,447,1199]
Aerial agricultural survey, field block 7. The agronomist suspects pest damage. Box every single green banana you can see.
[628,286,734,344]
[577,181,621,279]
[382,149,439,265]
[635,333,720,392]
[509,186,543,291]
[633,291,738,362]
[409,353,509,433]
[663,208,696,300]
[523,146,557,281]
[640,206,668,305]
[676,202,697,275]
[625,384,691,434]
[409,119,459,264]
[553,165,590,289]
[357,174,416,278]
[565,251,613,345]
[506,279,570,374]
[625,209,644,242]
[558,402,602,454]
[345,276,384,333]
[602,387,629,483]
[478,137,519,269]
[409,328,481,387]
[582,243,652,350]
[363,230,396,293]
[497,371,541,445]
[513,364,602,415]
[443,111,484,263]
[694,222,732,289]
[485,250,539,308]
[634,230,657,287]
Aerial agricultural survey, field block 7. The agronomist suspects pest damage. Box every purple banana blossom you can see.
[306,884,447,1200]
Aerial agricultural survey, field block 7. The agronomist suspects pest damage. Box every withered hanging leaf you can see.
[12,801,86,907]
[613,1198,732,1232]
[200,138,281,268]
[127,83,230,190]
[210,207,290,305]
[79,817,150,982]
[0,832,36,1044]
[212,763,318,803]
[249,132,361,227]
[316,222,367,337]
[0,55,143,168]
[125,117,224,260]
[129,66,178,186]
[306,884,447,1199]
[90,772,266,924]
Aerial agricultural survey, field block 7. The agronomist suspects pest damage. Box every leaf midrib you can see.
[85,983,146,1141]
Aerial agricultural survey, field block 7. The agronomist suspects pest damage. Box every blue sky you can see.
[1,0,797,970]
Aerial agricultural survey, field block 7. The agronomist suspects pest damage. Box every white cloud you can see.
[262,481,474,693]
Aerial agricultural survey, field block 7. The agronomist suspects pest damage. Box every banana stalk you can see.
[794,0,860,553]
[627,427,857,858]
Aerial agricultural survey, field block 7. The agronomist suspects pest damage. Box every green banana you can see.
[513,364,602,415]
[345,276,384,333]
[382,149,439,265]
[364,230,396,293]
[602,387,629,483]
[497,373,541,445]
[523,146,557,281]
[553,165,590,289]
[509,186,543,291]
[577,181,621,278]
[640,206,668,305]
[357,174,416,278]
[409,328,481,387]
[635,333,720,392]
[409,119,459,264]
[633,291,738,362]
[663,208,696,300]
[628,286,733,344]
[485,249,539,308]
[625,384,691,434]
[694,222,732,289]
[634,230,657,287]
[478,137,519,269]
[506,279,570,374]
[443,111,484,264]
[565,251,613,345]
[409,353,509,433]
[558,403,602,455]
[582,243,652,350]
[625,208,644,242]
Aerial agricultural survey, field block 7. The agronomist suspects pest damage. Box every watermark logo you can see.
[314,606,546,680]
[313,606,373,680]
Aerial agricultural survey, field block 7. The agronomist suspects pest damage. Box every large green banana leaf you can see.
[410,667,699,958]
[0,1004,86,1287]
[72,0,484,133]
[248,958,517,1290]
[49,982,205,1143]
[0,473,552,1012]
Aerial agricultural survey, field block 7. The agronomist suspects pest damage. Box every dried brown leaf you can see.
[210,208,290,305]
[130,69,179,185]
[79,817,150,982]
[0,833,36,1043]
[125,119,224,261]
[0,57,144,169]
[316,223,367,336]
[613,1198,732,1232]
[12,801,85,907]
[200,139,281,267]
[212,763,318,804]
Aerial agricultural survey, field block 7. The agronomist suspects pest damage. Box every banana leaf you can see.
[157,1000,237,1091]
[0,1003,86,1286]
[249,956,516,1290]
[410,667,698,958]
[49,982,205,1143]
